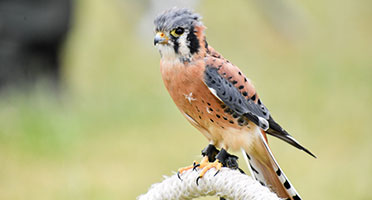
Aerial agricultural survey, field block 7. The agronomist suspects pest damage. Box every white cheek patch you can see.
[157,44,176,59]
[178,33,191,56]
[156,30,193,63]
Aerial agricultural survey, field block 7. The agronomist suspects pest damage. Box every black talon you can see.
[238,168,246,174]
[196,176,201,186]
[214,170,220,176]
[177,171,183,181]
[193,163,200,171]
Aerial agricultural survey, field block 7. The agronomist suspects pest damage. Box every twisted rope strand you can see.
[138,168,280,200]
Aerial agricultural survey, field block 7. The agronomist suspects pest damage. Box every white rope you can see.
[138,167,281,200]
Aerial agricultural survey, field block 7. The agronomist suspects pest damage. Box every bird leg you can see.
[178,145,244,183]
[217,148,239,169]
[196,148,240,185]
[201,144,220,162]
[199,144,240,169]
[193,144,221,169]
[199,146,240,200]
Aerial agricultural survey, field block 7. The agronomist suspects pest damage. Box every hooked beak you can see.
[154,32,169,45]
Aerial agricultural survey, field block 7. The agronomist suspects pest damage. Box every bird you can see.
[153,8,315,200]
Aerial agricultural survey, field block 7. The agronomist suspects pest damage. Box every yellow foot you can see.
[177,156,223,184]
[177,156,209,180]
[196,159,223,185]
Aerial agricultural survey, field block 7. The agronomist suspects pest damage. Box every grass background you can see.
[0,0,371,199]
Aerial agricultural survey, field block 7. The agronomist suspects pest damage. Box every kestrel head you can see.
[153,8,206,62]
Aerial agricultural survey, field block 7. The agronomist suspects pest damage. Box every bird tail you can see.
[241,129,302,200]
[266,116,316,158]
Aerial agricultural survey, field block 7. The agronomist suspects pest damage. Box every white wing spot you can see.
[206,107,211,114]
[208,87,222,101]
[258,116,269,131]
[184,92,196,104]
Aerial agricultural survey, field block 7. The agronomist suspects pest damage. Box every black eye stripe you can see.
[187,26,200,54]
[173,39,179,53]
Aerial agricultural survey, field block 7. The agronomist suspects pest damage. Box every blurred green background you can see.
[1,0,371,199]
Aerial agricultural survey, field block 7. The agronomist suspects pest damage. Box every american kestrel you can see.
[153,8,315,200]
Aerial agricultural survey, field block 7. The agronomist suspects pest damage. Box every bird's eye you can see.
[171,27,184,37]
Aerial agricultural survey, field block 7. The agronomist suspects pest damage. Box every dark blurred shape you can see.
[0,0,72,90]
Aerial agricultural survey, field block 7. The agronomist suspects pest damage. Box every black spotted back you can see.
[204,65,270,130]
